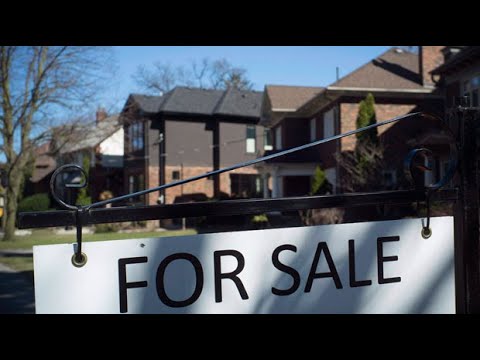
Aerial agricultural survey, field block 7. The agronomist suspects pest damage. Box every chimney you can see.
[96,107,108,122]
[419,46,445,88]
[441,46,464,62]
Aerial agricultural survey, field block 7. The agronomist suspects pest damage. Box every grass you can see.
[0,228,197,272]
[0,256,34,272]
[0,228,197,250]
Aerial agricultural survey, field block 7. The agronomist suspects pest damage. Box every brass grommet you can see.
[71,252,88,268]
[421,227,432,239]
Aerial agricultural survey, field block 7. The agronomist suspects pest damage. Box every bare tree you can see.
[133,57,253,94]
[335,141,385,193]
[0,46,113,241]
[134,62,193,94]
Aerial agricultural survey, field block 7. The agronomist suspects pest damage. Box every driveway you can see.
[0,262,35,314]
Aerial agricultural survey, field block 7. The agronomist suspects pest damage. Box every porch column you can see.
[262,173,270,198]
[272,167,281,198]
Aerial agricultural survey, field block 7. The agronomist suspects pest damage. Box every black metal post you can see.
[455,106,480,313]
[212,119,220,199]
[158,119,166,204]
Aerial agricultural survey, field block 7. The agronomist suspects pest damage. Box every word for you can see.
[118,237,401,313]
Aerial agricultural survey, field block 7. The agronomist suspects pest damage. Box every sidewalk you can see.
[0,262,35,314]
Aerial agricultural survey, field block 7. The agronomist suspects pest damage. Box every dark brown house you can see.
[120,86,267,206]
[259,46,449,197]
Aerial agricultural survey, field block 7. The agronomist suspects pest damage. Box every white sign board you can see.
[33,217,455,314]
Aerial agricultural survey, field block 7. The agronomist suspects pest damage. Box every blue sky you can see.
[0,46,393,163]
[107,46,391,110]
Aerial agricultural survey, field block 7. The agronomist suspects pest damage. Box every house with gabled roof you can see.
[259,46,448,197]
[120,86,267,206]
[27,109,124,204]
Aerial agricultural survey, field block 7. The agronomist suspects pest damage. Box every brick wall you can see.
[340,103,417,151]
[163,166,213,205]
[147,166,159,206]
[420,46,445,88]
[161,165,261,204]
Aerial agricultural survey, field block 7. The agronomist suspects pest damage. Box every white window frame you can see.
[275,125,282,150]
[324,108,335,139]
[246,125,256,154]
[264,128,273,151]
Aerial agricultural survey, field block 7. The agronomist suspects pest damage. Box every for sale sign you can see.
[33,217,455,313]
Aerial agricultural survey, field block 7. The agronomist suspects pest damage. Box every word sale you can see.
[118,237,401,313]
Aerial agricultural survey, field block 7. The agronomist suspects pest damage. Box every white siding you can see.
[99,128,124,156]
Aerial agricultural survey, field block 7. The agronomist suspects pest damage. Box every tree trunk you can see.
[2,177,20,241]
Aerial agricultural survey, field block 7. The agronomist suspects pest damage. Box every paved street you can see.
[0,262,35,314]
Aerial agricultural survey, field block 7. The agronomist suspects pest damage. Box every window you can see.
[440,159,453,187]
[325,168,336,194]
[275,125,282,150]
[246,125,256,153]
[129,121,144,151]
[383,170,397,188]
[424,157,435,187]
[172,170,180,180]
[463,75,480,107]
[128,174,145,203]
[264,128,273,150]
[230,174,262,198]
[310,118,316,142]
[324,109,335,139]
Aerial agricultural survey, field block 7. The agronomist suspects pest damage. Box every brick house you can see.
[120,86,266,206]
[259,46,449,196]
[258,85,325,197]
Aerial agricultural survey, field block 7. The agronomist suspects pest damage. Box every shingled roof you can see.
[330,47,423,90]
[128,87,263,120]
[130,94,165,114]
[431,46,480,75]
[60,115,121,154]
[265,85,324,111]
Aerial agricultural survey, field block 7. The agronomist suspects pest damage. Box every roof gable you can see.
[160,87,224,114]
[60,115,121,154]
[215,88,263,118]
[127,86,263,120]
[330,48,423,90]
[265,85,324,111]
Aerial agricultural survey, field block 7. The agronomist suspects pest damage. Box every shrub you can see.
[18,193,50,212]
[94,223,121,233]
[75,192,91,206]
[252,214,268,223]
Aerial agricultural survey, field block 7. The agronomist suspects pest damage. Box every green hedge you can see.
[18,193,50,212]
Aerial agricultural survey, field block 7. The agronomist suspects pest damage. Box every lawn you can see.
[0,228,197,250]
[0,228,197,272]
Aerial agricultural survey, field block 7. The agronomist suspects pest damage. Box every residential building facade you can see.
[120,87,266,206]
[259,46,449,197]
[28,109,124,204]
